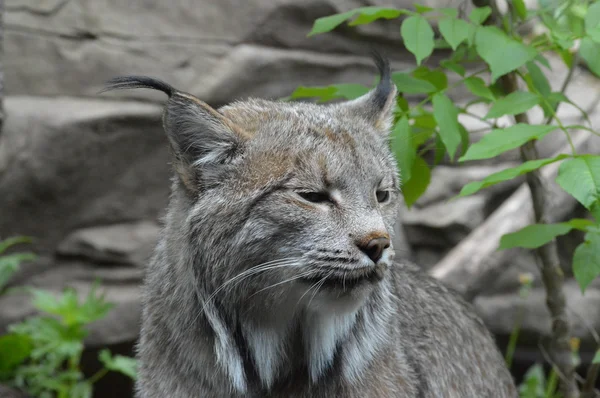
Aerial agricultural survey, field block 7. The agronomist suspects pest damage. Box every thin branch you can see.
[581,360,599,398]
[545,52,580,126]
[500,71,579,398]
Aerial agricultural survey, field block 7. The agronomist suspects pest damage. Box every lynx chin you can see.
[103,53,517,397]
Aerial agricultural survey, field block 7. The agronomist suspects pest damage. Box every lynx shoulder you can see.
[103,54,517,398]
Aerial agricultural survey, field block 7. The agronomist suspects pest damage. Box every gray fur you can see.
[106,58,517,397]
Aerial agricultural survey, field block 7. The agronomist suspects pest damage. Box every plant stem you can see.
[87,368,109,385]
[500,71,579,398]
[581,349,600,398]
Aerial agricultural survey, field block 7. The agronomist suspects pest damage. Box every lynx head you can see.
[103,54,400,316]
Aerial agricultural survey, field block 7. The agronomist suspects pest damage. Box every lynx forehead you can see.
[103,53,517,398]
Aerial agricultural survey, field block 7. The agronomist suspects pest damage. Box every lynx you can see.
[104,54,517,397]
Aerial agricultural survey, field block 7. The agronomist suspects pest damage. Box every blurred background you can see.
[1,0,600,397]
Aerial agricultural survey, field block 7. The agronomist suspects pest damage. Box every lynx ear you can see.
[339,52,397,134]
[163,93,249,191]
[102,76,249,193]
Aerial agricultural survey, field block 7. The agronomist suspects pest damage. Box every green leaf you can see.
[412,67,447,91]
[439,8,458,18]
[392,118,416,184]
[440,60,466,76]
[513,0,527,21]
[433,133,446,165]
[484,91,540,119]
[331,84,371,100]
[0,334,33,372]
[99,349,137,380]
[573,231,600,292]
[0,252,37,292]
[519,364,545,397]
[458,123,470,156]
[463,76,495,101]
[592,202,600,224]
[459,124,556,161]
[289,84,370,102]
[469,6,492,24]
[392,72,437,94]
[308,10,359,36]
[401,15,435,65]
[432,93,462,159]
[580,37,600,77]
[534,54,551,70]
[307,7,407,36]
[459,155,569,197]
[402,155,430,207]
[499,219,594,250]
[593,349,600,364]
[475,26,538,82]
[585,2,600,42]
[413,114,437,129]
[31,284,113,327]
[414,4,434,14]
[438,17,471,50]
[556,155,600,209]
[525,61,551,97]
[348,7,407,26]
[0,236,34,255]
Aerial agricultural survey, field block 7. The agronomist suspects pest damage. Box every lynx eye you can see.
[297,191,330,203]
[376,190,390,203]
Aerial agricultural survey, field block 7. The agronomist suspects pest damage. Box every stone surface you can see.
[5,0,457,103]
[57,221,160,267]
[404,194,488,247]
[0,97,169,255]
[475,279,600,349]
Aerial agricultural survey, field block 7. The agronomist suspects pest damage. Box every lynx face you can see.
[105,56,399,316]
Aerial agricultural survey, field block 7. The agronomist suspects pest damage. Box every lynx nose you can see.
[358,236,390,264]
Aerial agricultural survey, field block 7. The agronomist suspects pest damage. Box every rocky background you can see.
[2,0,600,396]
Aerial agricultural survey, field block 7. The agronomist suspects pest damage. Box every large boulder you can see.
[0,97,168,254]
[5,0,461,104]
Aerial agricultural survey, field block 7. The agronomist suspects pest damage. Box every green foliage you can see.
[484,91,540,119]
[401,155,430,208]
[0,236,36,293]
[556,156,600,209]
[459,124,556,161]
[518,363,560,398]
[391,72,437,94]
[299,0,600,301]
[432,93,461,159]
[463,76,495,101]
[98,350,137,380]
[392,117,415,184]
[499,219,594,250]
[459,155,569,197]
[573,230,600,292]
[288,84,370,102]
[0,239,137,397]
[308,7,407,36]
[593,349,600,364]
[401,15,435,65]
[474,26,537,82]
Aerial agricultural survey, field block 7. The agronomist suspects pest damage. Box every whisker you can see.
[247,270,312,299]
[306,271,332,309]
[201,258,299,313]
[295,276,325,312]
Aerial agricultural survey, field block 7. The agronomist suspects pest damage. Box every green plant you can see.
[0,237,137,398]
[293,1,600,396]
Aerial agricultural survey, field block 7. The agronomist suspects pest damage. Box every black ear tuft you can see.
[369,50,393,111]
[100,75,175,97]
